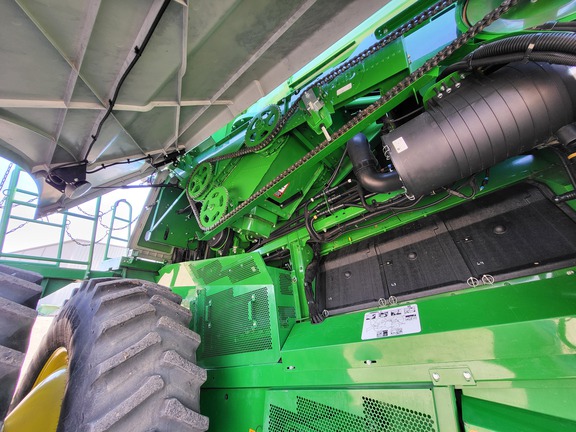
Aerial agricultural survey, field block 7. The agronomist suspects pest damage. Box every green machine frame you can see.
[148,1,576,430]
[6,0,576,430]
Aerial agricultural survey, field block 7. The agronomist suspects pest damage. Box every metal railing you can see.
[104,199,133,261]
[0,166,132,276]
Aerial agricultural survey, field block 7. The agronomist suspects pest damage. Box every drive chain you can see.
[194,0,518,232]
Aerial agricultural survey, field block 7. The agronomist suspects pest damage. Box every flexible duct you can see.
[346,134,403,193]
[376,62,576,197]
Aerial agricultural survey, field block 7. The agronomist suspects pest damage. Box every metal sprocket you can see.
[199,186,229,228]
[245,105,281,147]
[187,162,213,200]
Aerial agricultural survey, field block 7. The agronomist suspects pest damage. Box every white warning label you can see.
[392,137,408,153]
[336,82,353,96]
[361,304,421,340]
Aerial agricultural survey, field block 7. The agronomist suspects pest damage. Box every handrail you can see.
[0,166,102,276]
[103,199,133,261]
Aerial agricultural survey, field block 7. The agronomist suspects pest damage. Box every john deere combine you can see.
[2,0,576,430]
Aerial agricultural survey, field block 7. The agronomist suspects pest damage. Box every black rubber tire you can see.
[11,278,209,432]
[0,267,42,421]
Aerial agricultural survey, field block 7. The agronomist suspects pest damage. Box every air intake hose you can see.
[380,62,576,197]
[346,134,403,193]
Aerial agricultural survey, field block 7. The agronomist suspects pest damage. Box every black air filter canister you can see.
[383,62,576,197]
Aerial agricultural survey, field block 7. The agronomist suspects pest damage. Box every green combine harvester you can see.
[1,0,576,430]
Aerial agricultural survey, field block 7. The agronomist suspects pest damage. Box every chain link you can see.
[205,0,458,165]
[5,221,28,235]
[195,0,517,232]
[64,219,109,246]
[0,163,13,191]
[188,0,461,231]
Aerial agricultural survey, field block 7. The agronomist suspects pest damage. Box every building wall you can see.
[11,240,128,270]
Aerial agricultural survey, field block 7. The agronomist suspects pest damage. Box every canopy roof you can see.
[0,0,399,214]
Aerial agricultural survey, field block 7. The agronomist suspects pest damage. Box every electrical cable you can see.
[81,0,172,163]
[86,155,153,174]
[326,149,348,188]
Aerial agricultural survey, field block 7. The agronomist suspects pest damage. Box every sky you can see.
[0,157,150,254]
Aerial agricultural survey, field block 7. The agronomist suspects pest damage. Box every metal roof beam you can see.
[79,0,179,163]
[176,0,318,148]
[161,0,189,154]
[0,99,233,111]
[53,0,103,149]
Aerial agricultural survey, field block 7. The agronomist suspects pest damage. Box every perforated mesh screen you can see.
[201,287,272,358]
[193,256,260,285]
[279,273,293,296]
[196,260,223,285]
[362,397,435,431]
[278,306,296,327]
[229,258,261,282]
[268,396,435,432]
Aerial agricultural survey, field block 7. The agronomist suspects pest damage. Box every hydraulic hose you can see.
[442,32,576,75]
[346,133,403,194]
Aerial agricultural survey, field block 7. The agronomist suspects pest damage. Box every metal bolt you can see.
[567,270,575,275]
[432,373,440,382]
[287,365,295,370]
[463,371,472,381]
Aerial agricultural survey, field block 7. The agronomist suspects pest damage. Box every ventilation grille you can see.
[195,260,223,285]
[229,258,261,283]
[202,287,272,358]
[193,256,261,285]
[279,273,293,296]
[268,396,435,432]
[278,306,295,327]
[363,397,435,432]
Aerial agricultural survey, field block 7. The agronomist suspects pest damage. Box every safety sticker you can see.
[274,183,290,198]
[361,304,421,340]
[392,137,408,153]
[336,82,353,96]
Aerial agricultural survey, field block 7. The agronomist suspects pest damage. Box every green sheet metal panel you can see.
[264,389,437,432]
[191,253,296,368]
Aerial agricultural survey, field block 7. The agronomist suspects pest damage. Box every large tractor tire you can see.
[7,278,209,432]
[0,267,43,423]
